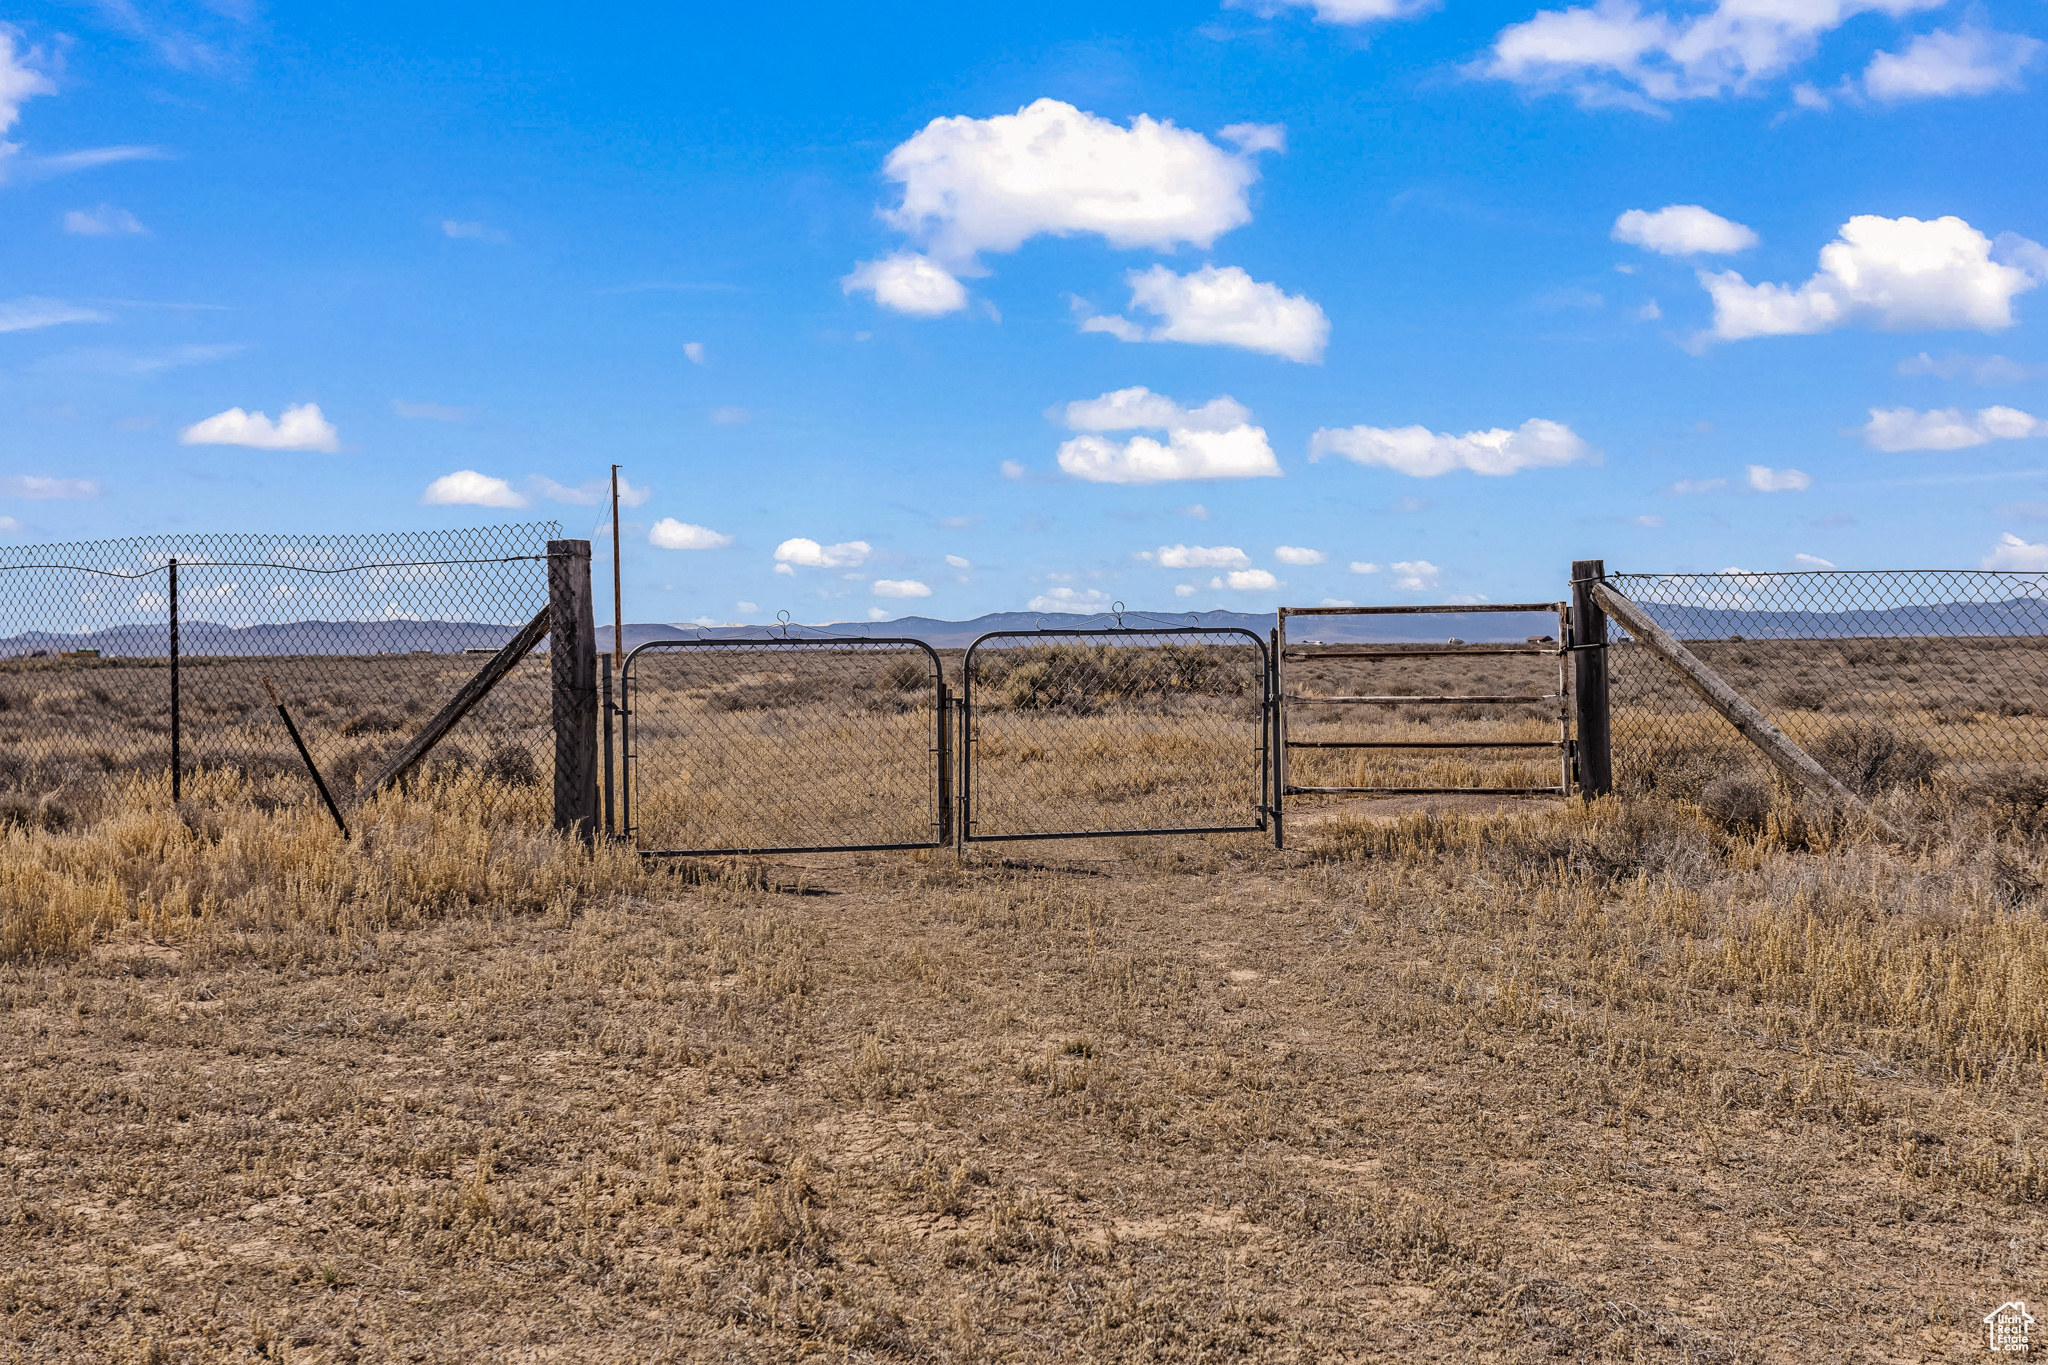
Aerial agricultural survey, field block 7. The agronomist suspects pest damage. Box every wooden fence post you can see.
[549,539,599,843]
[1570,559,1613,797]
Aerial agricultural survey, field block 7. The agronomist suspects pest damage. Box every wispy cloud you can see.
[532,475,651,507]
[0,297,110,333]
[0,475,100,499]
[392,399,470,422]
[441,219,510,244]
[63,203,146,235]
[36,343,243,375]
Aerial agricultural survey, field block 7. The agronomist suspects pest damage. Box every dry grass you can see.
[5,760,2048,1361]
[6,643,2048,1360]
[0,654,551,829]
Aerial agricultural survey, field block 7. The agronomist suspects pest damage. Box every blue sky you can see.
[2,0,2046,624]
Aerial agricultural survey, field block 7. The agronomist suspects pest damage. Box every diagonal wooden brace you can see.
[364,606,551,800]
[1590,581,1892,828]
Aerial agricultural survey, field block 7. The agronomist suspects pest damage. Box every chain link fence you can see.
[0,523,561,829]
[621,636,947,854]
[1604,570,2048,801]
[962,628,1269,841]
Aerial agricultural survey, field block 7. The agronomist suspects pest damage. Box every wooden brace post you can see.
[1589,581,1885,822]
[364,605,552,799]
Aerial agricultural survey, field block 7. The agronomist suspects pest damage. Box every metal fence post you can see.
[1570,558,1613,797]
[169,557,180,804]
[935,680,952,848]
[600,652,615,837]
[1270,626,1285,850]
[619,651,633,844]
[549,539,599,843]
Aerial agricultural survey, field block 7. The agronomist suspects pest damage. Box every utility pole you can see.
[610,464,624,670]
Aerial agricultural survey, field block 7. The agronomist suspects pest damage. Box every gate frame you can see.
[959,626,1273,844]
[619,635,951,857]
[1274,602,1573,823]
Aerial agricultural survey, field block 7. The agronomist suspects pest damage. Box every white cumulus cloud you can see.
[648,519,732,550]
[1350,561,1381,574]
[180,403,340,453]
[774,537,872,569]
[1858,405,2046,451]
[1274,545,1328,565]
[684,341,706,364]
[420,470,528,508]
[873,578,932,598]
[1059,428,1280,485]
[1061,388,1250,433]
[1027,586,1113,613]
[1792,553,1837,569]
[1985,532,2048,571]
[1700,215,2041,341]
[1082,264,1329,362]
[1612,205,1757,255]
[1479,0,1944,107]
[1139,544,1251,569]
[876,98,1271,269]
[0,28,54,158]
[1390,560,1441,591]
[842,252,969,316]
[1309,418,1596,477]
[1864,26,2044,101]
[1747,465,1812,491]
[1208,568,1280,591]
[1054,386,1280,484]
[945,554,972,569]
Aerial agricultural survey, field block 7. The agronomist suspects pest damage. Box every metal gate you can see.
[1275,603,1572,830]
[960,627,1271,842]
[619,637,950,855]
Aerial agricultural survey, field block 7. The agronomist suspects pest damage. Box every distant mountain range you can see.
[7,597,2045,658]
[0,607,1564,657]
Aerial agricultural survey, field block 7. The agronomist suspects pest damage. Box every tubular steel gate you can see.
[959,627,1272,843]
[1275,603,1573,833]
[619,637,951,856]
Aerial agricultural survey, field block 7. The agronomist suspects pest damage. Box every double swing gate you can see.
[616,609,1587,857]
[618,626,1274,855]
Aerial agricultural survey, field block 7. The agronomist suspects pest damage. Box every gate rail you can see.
[620,636,950,856]
[960,627,1272,843]
[1275,603,1572,824]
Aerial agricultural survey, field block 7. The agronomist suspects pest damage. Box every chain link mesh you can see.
[963,630,1268,839]
[0,524,561,828]
[1605,570,2048,799]
[623,638,945,853]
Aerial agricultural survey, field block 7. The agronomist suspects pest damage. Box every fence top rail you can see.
[0,522,563,574]
[1607,568,2048,581]
[1280,602,1564,617]
[621,635,943,672]
[966,625,1268,648]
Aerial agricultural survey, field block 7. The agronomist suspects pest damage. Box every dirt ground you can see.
[6,802,2046,1364]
